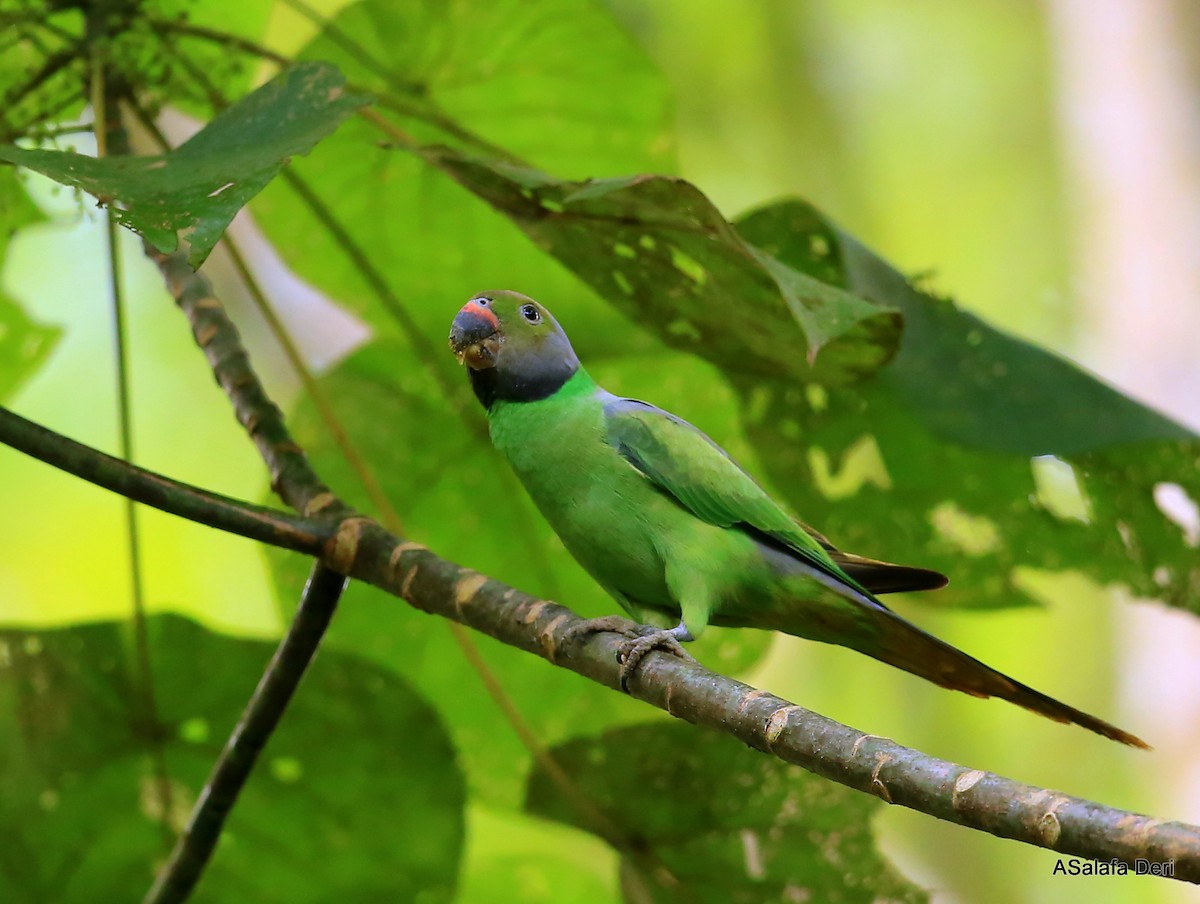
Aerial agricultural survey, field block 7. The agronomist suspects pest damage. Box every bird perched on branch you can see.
[448,289,1147,748]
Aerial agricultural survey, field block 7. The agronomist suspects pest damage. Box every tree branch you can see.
[142,562,348,904]
[0,404,325,554]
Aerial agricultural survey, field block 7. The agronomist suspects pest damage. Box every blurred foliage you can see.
[0,615,463,902]
[526,723,926,903]
[0,171,59,402]
[0,0,1197,903]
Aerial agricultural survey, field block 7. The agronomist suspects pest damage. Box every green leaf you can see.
[294,0,673,175]
[0,10,85,141]
[265,0,897,384]
[525,723,927,904]
[159,0,278,108]
[265,339,772,808]
[732,199,1200,611]
[0,62,369,267]
[417,149,901,384]
[0,615,464,902]
[0,170,60,401]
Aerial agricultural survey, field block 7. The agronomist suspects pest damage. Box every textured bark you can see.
[335,523,1200,881]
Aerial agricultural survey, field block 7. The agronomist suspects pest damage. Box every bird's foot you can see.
[616,624,695,693]
[558,615,651,656]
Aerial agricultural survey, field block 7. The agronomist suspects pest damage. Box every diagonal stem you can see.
[142,563,348,904]
[0,405,327,553]
[219,235,406,531]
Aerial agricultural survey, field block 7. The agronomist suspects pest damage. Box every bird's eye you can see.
[521,304,541,323]
[472,296,491,306]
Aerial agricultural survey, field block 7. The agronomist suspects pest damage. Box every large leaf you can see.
[732,199,1200,611]
[0,170,60,401]
[294,0,672,176]
[280,1,896,382]
[0,62,369,266]
[266,339,772,808]
[418,147,900,384]
[525,723,927,904]
[0,615,464,902]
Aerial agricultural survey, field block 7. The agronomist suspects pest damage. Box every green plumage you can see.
[448,290,1147,748]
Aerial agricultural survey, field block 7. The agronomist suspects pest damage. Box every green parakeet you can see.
[448,290,1147,748]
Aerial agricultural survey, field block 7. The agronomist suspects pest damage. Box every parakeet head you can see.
[448,290,581,408]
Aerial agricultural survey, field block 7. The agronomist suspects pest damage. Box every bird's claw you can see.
[559,615,650,649]
[559,618,695,691]
[617,629,694,693]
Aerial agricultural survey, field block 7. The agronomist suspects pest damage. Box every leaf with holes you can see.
[525,723,927,903]
[253,0,895,385]
[731,199,1200,612]
[0,63,369,267]
[0,615,464,902]
[418,147,901,386]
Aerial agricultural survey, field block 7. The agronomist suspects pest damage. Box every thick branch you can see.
[142,562,347,904]
[0,404,325,554]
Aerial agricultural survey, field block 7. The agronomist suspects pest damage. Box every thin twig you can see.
[92,47,175,847]
[0,80,83,144]
[1,40,81,109]
[142,563,348,904]
[0,405,326,553]
[146,19,291,68]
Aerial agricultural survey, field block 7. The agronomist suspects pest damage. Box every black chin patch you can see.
[469,356,577,408]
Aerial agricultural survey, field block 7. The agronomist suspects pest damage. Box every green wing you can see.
[602,397,870,595]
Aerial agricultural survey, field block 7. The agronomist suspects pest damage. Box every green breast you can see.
[486,370,675,610]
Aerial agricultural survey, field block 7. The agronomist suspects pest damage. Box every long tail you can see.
[762,540,1148,747]
[857,605,1149,749]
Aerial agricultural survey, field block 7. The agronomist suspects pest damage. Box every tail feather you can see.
[862,607,1150,749]
[793,520,950,594]
[831,552,949,594]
